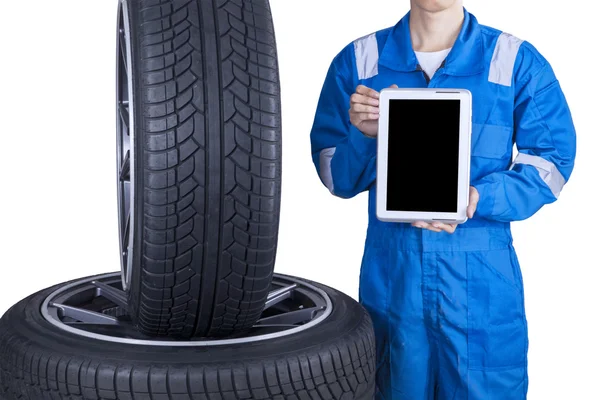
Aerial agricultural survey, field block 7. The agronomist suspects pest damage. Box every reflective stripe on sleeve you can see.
[510,153,566,198]
[319,147,336,194]
[354,33,379,80]
[488,32,523,87]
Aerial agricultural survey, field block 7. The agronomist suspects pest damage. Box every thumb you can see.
[467,187,479,218]
[467,204,476,219]
[389,84,399,88]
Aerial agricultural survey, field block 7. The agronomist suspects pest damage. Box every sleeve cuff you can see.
[472,180,498,218]
[348,125,377,158]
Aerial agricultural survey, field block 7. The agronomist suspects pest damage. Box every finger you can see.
[470,186,480,204]
[350,112,379,121]
[350,93,379,106]
[424,224,443,233]
[389,84,399,88]
[350,103,379,114]
[356,85,380,99]
[432,222,457,234]
[467,186,480,218]
[467,204,476,219]
[412,221,442,232]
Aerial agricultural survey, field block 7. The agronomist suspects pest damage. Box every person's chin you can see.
[412,0,460,13]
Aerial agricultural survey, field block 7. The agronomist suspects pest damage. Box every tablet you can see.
[376,88,472,224]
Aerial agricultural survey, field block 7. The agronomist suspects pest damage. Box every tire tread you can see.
[130,0,281,338]
[0,309,375,399]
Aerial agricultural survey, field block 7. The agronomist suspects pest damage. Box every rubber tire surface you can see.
[125,0,282,338]
[0,274,376,400]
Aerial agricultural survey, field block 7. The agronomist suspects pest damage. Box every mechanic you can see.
[309,0,577,399]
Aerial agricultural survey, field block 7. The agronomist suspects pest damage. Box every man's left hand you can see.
[412,186,480,234]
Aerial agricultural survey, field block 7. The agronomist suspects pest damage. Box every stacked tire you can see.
[0,1,377,399]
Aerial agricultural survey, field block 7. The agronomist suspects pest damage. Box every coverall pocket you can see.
[466,248,527,370]
[471,123,513,159]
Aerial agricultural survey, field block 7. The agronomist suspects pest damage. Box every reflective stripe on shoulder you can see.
[319,147,336,194]
[354,33,379,80]
[510,153,566,198]
[488,32,524,87]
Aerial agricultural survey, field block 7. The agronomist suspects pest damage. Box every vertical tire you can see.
[124,0,282,338]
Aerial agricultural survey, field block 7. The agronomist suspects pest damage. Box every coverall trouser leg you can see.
[359,226,529,400]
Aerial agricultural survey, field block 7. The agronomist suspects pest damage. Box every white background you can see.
[0,0,598,398]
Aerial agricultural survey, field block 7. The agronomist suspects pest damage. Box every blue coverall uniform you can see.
[309,8,577,400]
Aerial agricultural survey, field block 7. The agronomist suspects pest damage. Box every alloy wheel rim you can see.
[116,0,135,292]
[41,273,333,346]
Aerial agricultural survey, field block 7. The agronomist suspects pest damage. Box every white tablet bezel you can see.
[376,88,472,224]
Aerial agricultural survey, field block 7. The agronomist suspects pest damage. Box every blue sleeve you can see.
[472,46,577,222]
[309,46,378,199]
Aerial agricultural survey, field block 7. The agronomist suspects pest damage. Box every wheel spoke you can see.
[91,280,128,310]
[119,28,128,74]
[119,101,130,131]
[49,303,120,325]
[265,284,297,309]
[122,211,131,253]
[119,150,130,182]
[255,306,325,326]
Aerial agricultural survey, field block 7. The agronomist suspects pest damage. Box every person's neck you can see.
[409,3,465,52]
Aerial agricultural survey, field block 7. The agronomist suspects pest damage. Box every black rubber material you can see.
[126,0,282,338]
[0,274,376,400]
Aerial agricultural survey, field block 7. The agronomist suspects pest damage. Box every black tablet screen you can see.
[386,99,460,213]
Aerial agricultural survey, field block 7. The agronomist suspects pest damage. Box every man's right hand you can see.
[349,84,398,137]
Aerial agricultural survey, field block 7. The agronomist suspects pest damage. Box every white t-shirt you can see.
[415,48,452,80]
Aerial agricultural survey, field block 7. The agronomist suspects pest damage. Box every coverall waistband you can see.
[366,224,514,253]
